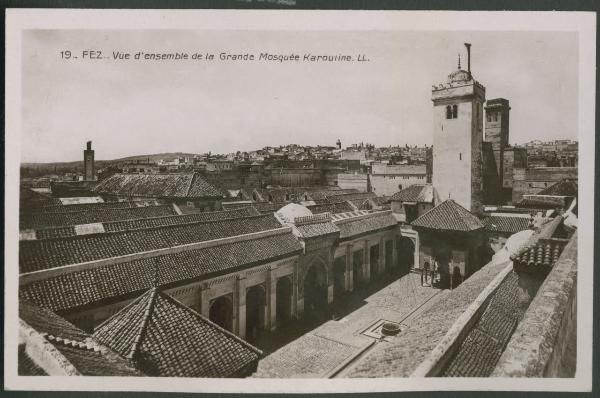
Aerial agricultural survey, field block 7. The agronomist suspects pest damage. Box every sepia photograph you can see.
[4,9,595,393]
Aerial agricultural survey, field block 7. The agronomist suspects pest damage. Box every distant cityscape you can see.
[21,137,577,207]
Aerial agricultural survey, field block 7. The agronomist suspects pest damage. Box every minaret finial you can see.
[458,53,461,69]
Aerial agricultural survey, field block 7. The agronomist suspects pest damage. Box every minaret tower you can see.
[83,141,95,181]
[431,43,485,214]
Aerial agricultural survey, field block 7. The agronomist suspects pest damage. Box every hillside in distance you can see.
[21,152,202,177]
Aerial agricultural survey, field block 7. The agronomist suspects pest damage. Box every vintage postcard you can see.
[4,8,595,393]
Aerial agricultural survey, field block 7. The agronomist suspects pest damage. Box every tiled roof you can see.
[511,238,567,276]
[482,216,531,234]
[516,195,569,209]
[295,221,340,238]
[20,205,176,229]
[20,214,284,273]
[94,173,223,198]
[20,232,302,312]
[536,179,578,197]
[411,200,484,232]
[93,288,261,377]
[333,211,398,240]
[19,301,142,376]
[293,214,340,238]
[307,201,355,215]
[22,201,134,214]
[35,226,77,240]
[30,207,262,240]
[103,207,261,232]
[21,300,90,342]
[390,184,434,203]
[441,271,524,377]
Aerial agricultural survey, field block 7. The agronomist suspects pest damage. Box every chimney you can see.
[464,43,472,74]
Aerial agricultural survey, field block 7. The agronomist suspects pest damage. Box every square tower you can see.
[431,50,485,214]
[84,141,95,181]
[484,98,510,151]
[484,98,510,188]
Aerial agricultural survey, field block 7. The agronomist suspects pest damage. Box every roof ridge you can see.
[23,213,278,244]
[158,291,263,356]
[185,173,197,197]
[23,204,150,217]
[127,288,158,360]
[93,290,149,331]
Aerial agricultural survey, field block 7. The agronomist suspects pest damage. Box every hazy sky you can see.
[21,30,578,163]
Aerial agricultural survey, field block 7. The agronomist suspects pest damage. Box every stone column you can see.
[327,284,334,304]
[296,263,304,319]
[379,236,385,274]
[345,244,354,292]
[292,261,299,319]
[199,282,210,318]
[267,266,277,331]
[363,240,371,282]
[392,235,399,268]
[235,275,247,339]
[413,235,420,271]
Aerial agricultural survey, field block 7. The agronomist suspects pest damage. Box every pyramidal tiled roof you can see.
[411,199,484,232]
[92,288,262,378]
[391,184,434,203]
[19,301,142,376]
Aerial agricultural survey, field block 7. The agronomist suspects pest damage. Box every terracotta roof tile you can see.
[411,200,484,232]
[22,201,134,214]
[93,289,261,377]
[20,232,302,312]
[20,214,283,273]
[19,301,142,376]
[103,207,261,232]
[306,201,355,214]
[482,216,531,234]
[516,195,570,209]
[511,238,566,275]
[20,205,176,229]
[441,271,524,377]
[391,184,434,203]
[94,173,223,198]
[334,211,397,240]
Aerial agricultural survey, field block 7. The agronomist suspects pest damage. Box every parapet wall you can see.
[492,231,577,377]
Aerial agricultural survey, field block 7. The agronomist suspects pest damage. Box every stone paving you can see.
[253,272,442,378]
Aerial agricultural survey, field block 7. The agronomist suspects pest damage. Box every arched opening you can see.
[333,257,346,300]
[370,244,380,277]
[209,296,233,332]
[446,105,452,119]
[352,249,364,289]
[397,237,415,275]
[246,285,266,341]
[276,276,293,327]
[452,104,458,119]
[303,262,328,316]
[451,266,463,290]
[385,240,393,271]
